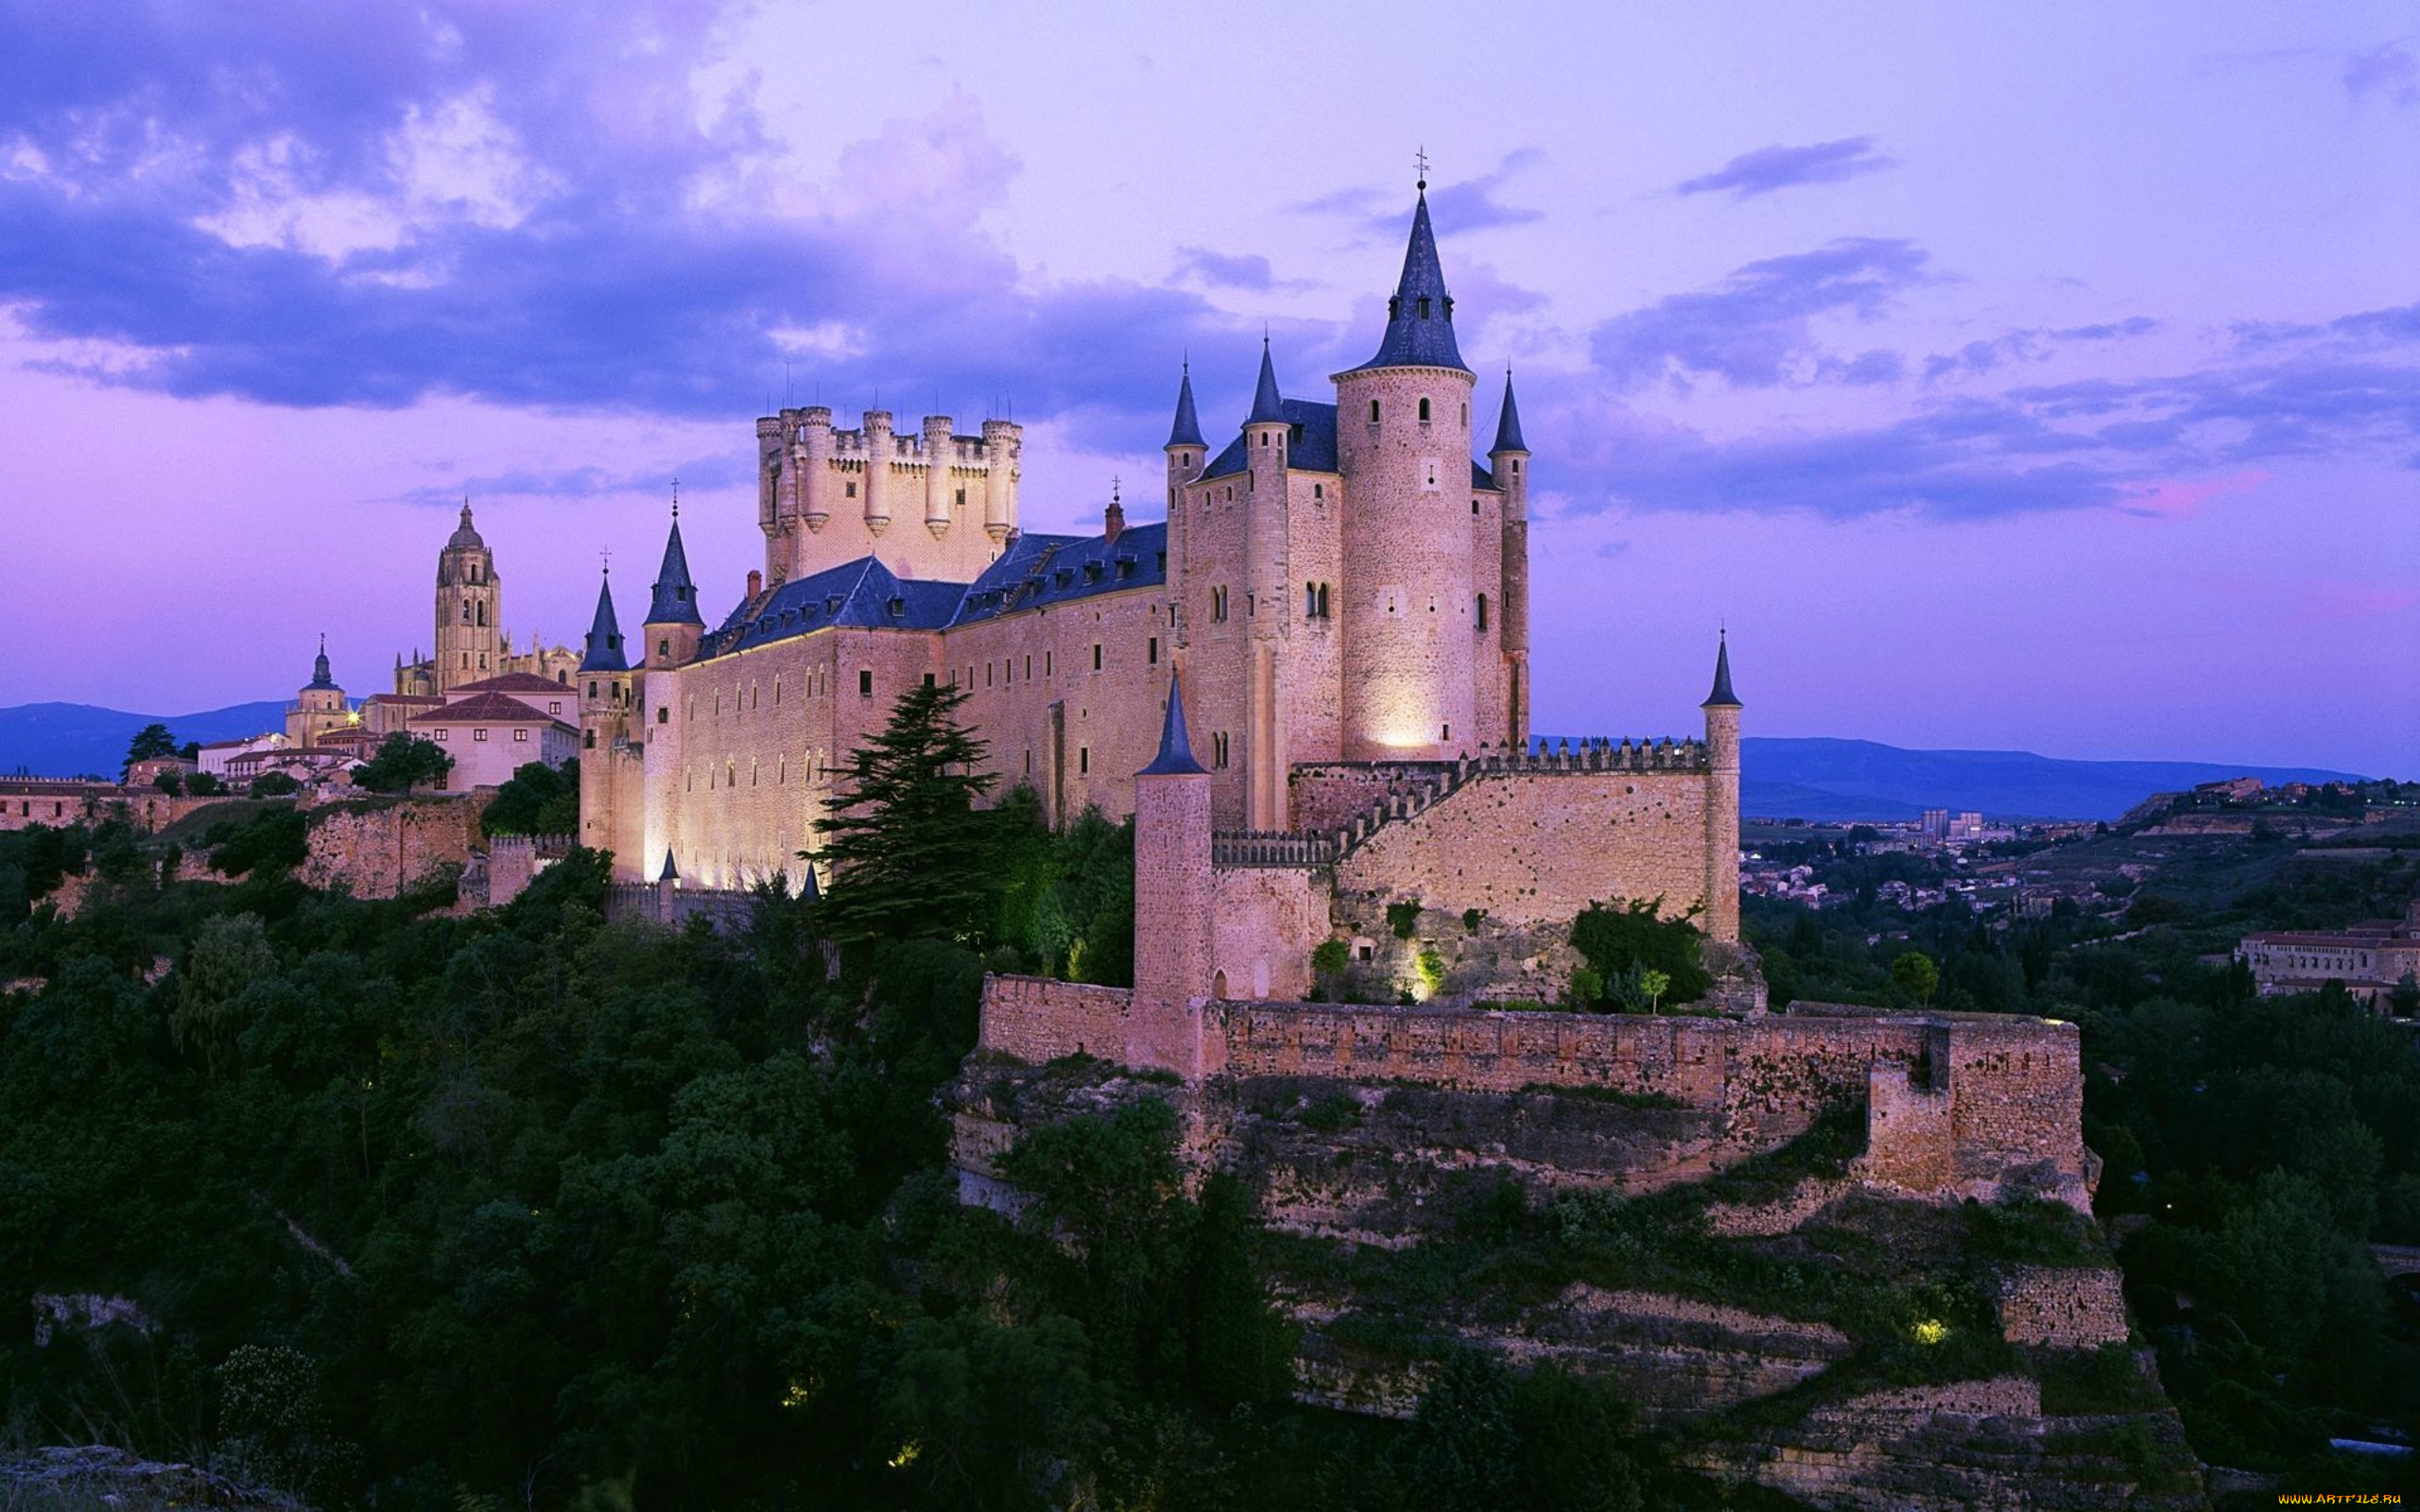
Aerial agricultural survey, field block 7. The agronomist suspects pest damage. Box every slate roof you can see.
[1201,400,1340,480]
[1246,341,1286,424]
[1138,674,1206,776]
[648,516,704,626]
[446,503,486,552]
[580,575,630,672]
[690,522,1172,662]
[1347,190,1469,374]
[1167,367,1205,449]
[1492,371,1527,454]
[1703,636,1740,708]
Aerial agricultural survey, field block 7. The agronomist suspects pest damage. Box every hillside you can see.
[0,699,285,778]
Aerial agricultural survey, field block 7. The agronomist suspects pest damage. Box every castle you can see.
[575,183,1743,1017]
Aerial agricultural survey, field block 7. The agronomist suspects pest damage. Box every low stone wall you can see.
[1993,1266,2130,1348]
[976,978,2089,1205]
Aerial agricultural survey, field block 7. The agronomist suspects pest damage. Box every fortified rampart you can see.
[971,978,2088,1210]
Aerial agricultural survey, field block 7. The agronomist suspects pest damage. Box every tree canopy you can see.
[354,733,453,794]
[812,680,1000,946]
[121,721,179,779]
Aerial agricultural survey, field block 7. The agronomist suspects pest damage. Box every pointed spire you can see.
[1246,338,1286,426]
[580,568,629,672]
[647,495,703,627]
[1167,359,1205,449]
[800,862,820,902]
[659,849,680,883]
[1492,368,1528,454]
[1353,183,1469,373]
[1139,673,1208,775]
[1703,631,1741,709]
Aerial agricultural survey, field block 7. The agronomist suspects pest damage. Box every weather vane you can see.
[1415,146,1429,192]
[600,546,613,575]
[670,475,680,518]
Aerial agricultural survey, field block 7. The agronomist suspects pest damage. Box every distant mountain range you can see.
[0,701,2370,821]
[1734,737,2364,821]
[0,700,288,780]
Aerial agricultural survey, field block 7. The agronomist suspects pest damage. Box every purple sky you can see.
[2,2,2413,773]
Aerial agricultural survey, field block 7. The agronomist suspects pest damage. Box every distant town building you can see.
[2237,902,2420,1011]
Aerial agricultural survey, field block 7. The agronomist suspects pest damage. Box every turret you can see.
[1133,676,1216,1057]
[798,405,834,534]
[643,501,704,669]
[860,409,893,535]
[981,418,1019,543]
[1489,370,1532,747]
[577,567,637,860]
[1701,634,1743,944]
[755,414,785,541]
[1333,181,1478,761]
[922,414,954,537]
[1164,363,1207,628]
[1240,338,1292,828]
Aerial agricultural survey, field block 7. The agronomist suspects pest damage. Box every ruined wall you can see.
[977,976,1138,1066]
[1865,1061,1957,1192]
[0,784,224,835]
[1336,766,1714,931]
[1992,1267,2130,1349]
[297,800,479,898]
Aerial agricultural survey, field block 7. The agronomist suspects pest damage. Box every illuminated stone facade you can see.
[577,187,1741,1009]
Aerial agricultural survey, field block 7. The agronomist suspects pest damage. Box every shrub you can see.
[1570,899,1710,1006]
[1310,938,1350,976]
[1416,947,1447,996]
[1387,899,1423,939]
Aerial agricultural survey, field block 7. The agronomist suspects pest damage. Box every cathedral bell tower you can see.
[434,501,502,693]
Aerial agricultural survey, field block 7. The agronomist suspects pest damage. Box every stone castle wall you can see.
[297,800,480,898]
[975,978,2087,1204]
[1992,1267,2129,1349]
[0,784,225,835]
[1336,765,1717,932]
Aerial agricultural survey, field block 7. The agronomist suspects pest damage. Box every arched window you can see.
[1418,397,1431,422]
[1369,399,1380,423]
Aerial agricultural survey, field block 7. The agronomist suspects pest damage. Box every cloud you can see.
[1288,148,1544,241]
[1589,237,1932,390]
[2343,42,2420,104]
[1923,317,2162,383]
[1174,247,1294,292]
[1535,313,2420,524]
[1674,137,1895,199]
[389,454,750,507]
[0,5,1247,434]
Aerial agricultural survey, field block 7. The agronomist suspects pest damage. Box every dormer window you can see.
[1418,297,1431,318]
[1289,423,1304,445]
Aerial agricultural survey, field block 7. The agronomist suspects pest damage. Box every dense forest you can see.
[2,711,2415,1503]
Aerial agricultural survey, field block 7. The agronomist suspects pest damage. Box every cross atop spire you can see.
[1415,145,1429,192]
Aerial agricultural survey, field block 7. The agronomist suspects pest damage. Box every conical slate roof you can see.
[580,572,629,672]
[648,512,703,626]
[1351,190,1468,373]
[1492,370,1528,453]
[1703,634,1741,709]
[1139,673,1207,776]
[1167,363,1205,448]
[1246,339,1286,425]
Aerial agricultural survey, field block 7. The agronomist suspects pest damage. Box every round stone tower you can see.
[434,501,502,692]
[1334,185,1478,759]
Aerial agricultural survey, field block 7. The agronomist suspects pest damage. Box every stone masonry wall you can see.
[975,978,2089,1201]
[1337,766,1713,931]
[1206,864,1327,1003]
[1992,1267,2129,1348]
[297,800,480,898]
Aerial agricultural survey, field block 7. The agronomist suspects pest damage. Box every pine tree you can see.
[811,680,1001,944]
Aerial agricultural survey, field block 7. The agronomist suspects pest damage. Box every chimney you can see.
[1103,484,1125,544]
[746,569,763,599]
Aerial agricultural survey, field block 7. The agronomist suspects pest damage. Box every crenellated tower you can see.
[1333,183,1479,760]
[434,502,503,692]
